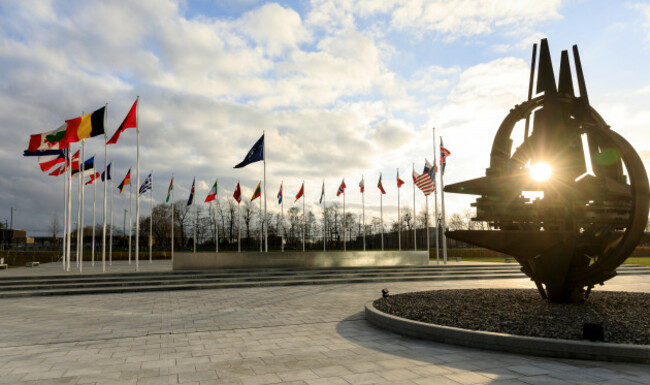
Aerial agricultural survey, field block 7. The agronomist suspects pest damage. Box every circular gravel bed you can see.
[373,289,650,345]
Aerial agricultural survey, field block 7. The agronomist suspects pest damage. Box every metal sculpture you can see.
[444,39,649,302]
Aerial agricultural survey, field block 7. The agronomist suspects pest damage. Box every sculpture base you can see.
[173,250,429,270]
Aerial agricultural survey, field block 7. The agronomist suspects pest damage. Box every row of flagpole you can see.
[35,101,449,271]
[28,98,141,273]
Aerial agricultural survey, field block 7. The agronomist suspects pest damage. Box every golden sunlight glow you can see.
[530,162,552,182]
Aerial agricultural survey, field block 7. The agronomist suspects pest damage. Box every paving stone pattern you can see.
[1,262,649,384]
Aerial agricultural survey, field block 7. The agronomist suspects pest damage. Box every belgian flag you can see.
[64,106,105,144]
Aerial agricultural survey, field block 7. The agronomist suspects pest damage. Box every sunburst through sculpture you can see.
[444,39,650,303]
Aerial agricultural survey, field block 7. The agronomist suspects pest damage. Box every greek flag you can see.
[139,173,152,196]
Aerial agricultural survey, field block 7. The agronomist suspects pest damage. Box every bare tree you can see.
[49,214,60,248]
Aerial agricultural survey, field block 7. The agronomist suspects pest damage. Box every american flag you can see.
[413,170,435,196]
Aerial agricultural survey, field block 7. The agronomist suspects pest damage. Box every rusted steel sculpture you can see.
[444,39,649,302]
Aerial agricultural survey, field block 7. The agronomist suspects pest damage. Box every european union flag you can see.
[234,134,264,168]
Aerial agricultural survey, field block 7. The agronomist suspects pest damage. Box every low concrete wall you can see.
[365,301,650,363]
[173,251,429,270]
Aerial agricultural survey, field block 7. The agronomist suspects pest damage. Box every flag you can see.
[233,182,242,203]
[71,156,95,177]
[24,149,64,157]
[107,99,137,145]
[86,172,101,185]
[359,178,365,193]
[38,150,66,172]
[440,138,451,175]
[277,183,283,204]
[319,181,325,204]
[234,134,264,168]
[424,159,437,182]
[295,182,304,202]
[49,164,66,176]
[397,171,405,188]
[118,169,131,194]
[69,150,80,172]
[64,106,106,144]
[377,174,386,194]
[205,180,218,202]
[166,177,174,203]
[187,178,195,206]
[101,163,112,181]
[251,182,262,201]
[336,179,346,197]
[413,170,435,196]
[139,173,152,196]
[26,123,68,152]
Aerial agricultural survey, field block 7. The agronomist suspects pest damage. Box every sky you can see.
[2,0,650,237]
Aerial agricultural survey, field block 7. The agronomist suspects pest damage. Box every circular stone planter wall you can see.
[365,301,650,363]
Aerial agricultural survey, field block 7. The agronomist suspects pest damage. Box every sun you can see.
[529,162,552,182]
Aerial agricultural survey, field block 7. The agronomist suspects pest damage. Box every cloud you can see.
[236,3,311,57]
[389,0,562,39]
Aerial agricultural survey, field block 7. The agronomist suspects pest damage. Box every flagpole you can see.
[426,194,431,260]
[80,140,86,272]
[214,179,221,253]
[322,181,325,252]
[67,147,72,271]
[171,175,174,264]
[150,171,153,263]
[281,181,284,253]
[302,182,305,252]
[194,177,197,254]
[215,180,219,253]
[413,163,416,251]
[129,176,132,265]
[237,180,241,253]
[260,185,264,253]
[102,103,108,272]
[77,146,82,268]
[343,187,346,252]
[135,96,140,272]
[110,173,113,266]
[92,167,96,267]
[440,135,448,264]
[433,128,440,264]
[381,173,385,251]
[397,168,401,251]
[362,175,365,252]
[263,130,267,253]
[62,150,67,271]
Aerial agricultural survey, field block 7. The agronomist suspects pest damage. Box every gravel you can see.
[373,289,650,345]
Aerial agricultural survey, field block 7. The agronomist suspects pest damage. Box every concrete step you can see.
[0,270,527,292]
[0,272,525,298]
[1,264,647,298]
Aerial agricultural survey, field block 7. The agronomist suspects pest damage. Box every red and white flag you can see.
[413,170,435,196]
[359,178,365,193]
[295,182,304,202]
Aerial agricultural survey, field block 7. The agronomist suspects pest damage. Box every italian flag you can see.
[166,177,174,203]
[251,182,262,201]
[205,180,218,202]
[377,174,386,194]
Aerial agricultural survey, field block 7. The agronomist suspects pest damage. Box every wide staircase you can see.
[1,264,649,298]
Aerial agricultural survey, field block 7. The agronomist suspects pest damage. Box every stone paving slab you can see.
[0,270,649,384]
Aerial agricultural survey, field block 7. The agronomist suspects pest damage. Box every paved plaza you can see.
[0,262,649,384]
